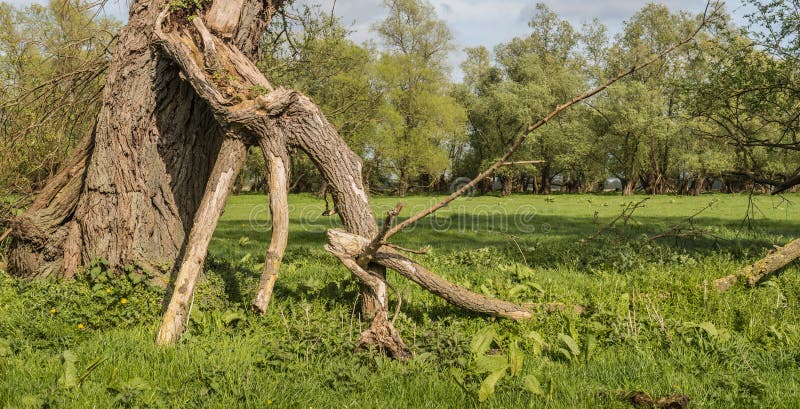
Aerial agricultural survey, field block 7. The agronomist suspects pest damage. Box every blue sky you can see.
[4,0,751,79]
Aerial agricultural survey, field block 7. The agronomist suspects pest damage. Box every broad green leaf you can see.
[558,333,580,356]
[508,341,524,376]
[474,355,508,374]
[525,330,546,355]
[698,322,718,338]
[584,333,598,361]
[523,375,543,395]
[529,282,546,294]
[508,284,529,297]
[470,327,495,355]
[557,347,573,361]
[59,350,78,388]
[128,271,145,285]
[526,331,545,345]
[478,368,506,402]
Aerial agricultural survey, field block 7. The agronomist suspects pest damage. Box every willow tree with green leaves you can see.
[595,4,700,195]
[458,4,600,194]
[372,0,467,196]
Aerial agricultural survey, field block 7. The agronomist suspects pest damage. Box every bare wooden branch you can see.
[357,203,404,267]
[714,238,800,292]
[499,160,545,166]
[647,200,720,242]
[327,229,532,320]
[383,1,719,241]
[156,137,246,346]
[252,143,291,315]
[772,171,800,195]
[192,17,222,72]
[205,0,246,36]
[582,198,649,243]
[381,242,431,255]
[0,228,11,244]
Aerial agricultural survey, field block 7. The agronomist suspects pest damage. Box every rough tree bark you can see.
[7,0,272,280]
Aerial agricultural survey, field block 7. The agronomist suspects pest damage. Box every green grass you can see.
[2,193,800,408]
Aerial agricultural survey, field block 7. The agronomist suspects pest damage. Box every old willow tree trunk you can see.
[7,0,392,316]
[8,0,273,280]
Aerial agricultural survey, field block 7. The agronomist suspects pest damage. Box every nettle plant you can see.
[453,324,603,402]
[460,326,544,402]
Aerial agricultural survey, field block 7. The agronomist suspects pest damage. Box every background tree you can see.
[0,0,117,196]
[592,4,697,195]
[371,0,466,196]
[458,4,598,194]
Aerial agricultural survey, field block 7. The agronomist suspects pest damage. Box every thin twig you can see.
[506,234,528,266]
[0,228,11,244]
[380,242,430,255]
[648,200,722,241]
[583,198,649,242]
[357,203,404,266]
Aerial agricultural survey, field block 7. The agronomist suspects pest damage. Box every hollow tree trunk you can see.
[8,0,273,280]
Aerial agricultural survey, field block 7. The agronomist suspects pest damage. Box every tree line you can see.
[1,0,798,198]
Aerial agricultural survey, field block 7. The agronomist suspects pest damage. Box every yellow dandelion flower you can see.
[50,308,57,314]
[77,324,85,330]
[120,298,128,304]
[106,289,111,294]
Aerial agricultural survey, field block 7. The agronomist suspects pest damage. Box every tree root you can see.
[356,309,411,360]
[714,238,800,292]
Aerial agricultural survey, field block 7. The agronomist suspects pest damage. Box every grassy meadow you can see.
[2,193,800,408]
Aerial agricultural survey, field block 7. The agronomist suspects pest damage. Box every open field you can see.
[2,193,800,408]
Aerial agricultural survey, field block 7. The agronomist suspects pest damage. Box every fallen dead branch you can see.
[582,198,649,243]
[327,229,533,321]
[647,200,720,242]
[714,238,800,292]
[499,160,545,166]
